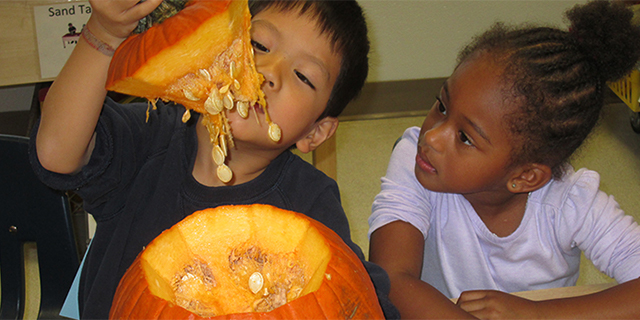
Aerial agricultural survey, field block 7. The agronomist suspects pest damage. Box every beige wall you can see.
[361,0,587,82]
[1,0,588,111]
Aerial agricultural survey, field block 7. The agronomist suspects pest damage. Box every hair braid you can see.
[457,0,640,179]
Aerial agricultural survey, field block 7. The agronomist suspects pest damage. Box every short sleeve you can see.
[368,127,432,238]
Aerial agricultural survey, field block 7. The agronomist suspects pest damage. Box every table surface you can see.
[450,282,616,303]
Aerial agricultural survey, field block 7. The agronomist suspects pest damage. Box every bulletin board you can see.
[0,0,90,87]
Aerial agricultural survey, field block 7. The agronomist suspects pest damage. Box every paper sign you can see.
[34,2,92,79]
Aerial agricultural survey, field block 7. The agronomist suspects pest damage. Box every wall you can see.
[361,0,587,81]
[0,0,586,113]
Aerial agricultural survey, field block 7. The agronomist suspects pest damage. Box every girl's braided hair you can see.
[458,0,640,179]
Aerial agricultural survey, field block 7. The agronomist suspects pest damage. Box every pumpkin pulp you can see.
[106,0,265,112]
[106,0,278,183]
[138,205,331,317]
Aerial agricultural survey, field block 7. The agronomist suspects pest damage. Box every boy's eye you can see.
[459,131,473,147]
[251,40,269,53]
[295,70,316,90]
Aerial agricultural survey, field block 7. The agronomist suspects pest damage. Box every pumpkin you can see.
[109,204,385,319]
[106,0,280,183]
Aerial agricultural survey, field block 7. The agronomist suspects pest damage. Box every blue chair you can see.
[0,134,83,319]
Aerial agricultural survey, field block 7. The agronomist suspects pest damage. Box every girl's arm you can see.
[35,0,161,174]
[457,278,640,319]
[369,220,477,319]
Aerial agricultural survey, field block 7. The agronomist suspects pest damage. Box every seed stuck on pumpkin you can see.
[172,44,283,185]
[248,272,264,294]
[198,68,212,82]
[220,83,230,94]
[230,61,239,78]
[183,89,200,101]
[205,88,224,115]
[223,92,234,110]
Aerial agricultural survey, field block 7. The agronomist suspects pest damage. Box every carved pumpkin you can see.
[106,0,279,183]
[109,204,385,319]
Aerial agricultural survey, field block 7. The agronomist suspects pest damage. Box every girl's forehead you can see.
[448,54,514,130]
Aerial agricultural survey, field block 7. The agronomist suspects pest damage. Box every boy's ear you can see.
[508,163,552,193]
[296,117,338,154]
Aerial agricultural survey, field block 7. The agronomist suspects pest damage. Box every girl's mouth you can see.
[415,150,436,174]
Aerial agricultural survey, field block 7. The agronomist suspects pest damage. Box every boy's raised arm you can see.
[35,0,162,174]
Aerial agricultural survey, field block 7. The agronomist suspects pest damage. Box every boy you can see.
[30,0,398,318]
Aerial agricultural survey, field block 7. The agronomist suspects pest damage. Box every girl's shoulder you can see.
[534,167,602,210]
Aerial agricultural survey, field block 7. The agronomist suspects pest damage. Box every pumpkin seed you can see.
[181,109,191,123]
[223,92,234,110]
[216,163,232,183]
[197,68,212,82]
[248,272,264,294]
[212,145,225,165]
[268,122,281,142]
[234,79,241,90]
[230,61,239,78]
[183,89,200,101]
[219,133,227,156]
[219,83,230,94]
[204,88,224,114]
[237,101,249,118]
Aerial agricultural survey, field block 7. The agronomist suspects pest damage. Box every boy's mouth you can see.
[253,103,265,114]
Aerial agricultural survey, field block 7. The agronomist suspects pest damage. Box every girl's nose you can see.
[422,122,447,153]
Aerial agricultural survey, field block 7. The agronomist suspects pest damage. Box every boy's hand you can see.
[87,0,163,47]
[456,290,541,319]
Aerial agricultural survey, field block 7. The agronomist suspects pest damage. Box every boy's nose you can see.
[255,55,282,92]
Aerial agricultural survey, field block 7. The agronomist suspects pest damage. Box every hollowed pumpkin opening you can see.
[140,205,330,317]
[110,205,385,319]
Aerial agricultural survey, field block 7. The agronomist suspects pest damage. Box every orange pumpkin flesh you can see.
[109,205,385,319]
[106,0,277,183]
[106,0,264,113]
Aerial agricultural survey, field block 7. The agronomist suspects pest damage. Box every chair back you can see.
[0,134,80,319]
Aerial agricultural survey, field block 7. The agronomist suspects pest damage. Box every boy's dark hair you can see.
[457,0,640,179]
[249,0,370,120]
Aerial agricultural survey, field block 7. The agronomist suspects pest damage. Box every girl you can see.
[369,1,640,319]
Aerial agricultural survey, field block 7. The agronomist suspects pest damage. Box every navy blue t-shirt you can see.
[30,97,398,319]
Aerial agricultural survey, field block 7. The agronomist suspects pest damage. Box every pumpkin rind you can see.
[109,204,385,319]
[106,0,265,112]
[106,0,278,183]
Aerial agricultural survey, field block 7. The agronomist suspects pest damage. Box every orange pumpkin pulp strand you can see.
[109,204,386,319]
[106,0,279,183]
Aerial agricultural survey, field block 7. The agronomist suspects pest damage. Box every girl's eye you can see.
[459,131,474,147]
[436,97,446,115]
[295,70,316,89]
[251,40,269,53]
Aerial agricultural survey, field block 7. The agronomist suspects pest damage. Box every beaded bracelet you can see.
[81,25,115,57]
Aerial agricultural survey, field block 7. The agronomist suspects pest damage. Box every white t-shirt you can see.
[369,127,640,298]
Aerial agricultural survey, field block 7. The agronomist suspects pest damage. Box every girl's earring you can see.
[512,183,517,189]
